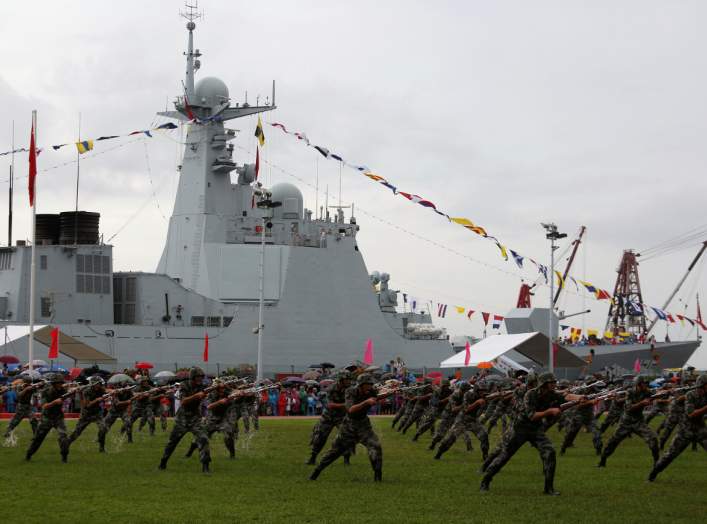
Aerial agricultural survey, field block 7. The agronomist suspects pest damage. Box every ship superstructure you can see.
[0,15,452,373]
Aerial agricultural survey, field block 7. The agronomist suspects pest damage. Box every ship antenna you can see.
[180,2,203,102]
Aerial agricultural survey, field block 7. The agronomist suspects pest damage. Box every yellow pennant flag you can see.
[554,270,565,289]
[496,243,508,261]
[75,140,94,154]
[455,306,465,314]
[254,116,265,146]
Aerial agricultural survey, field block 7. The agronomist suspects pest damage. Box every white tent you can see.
[440,332,586,368]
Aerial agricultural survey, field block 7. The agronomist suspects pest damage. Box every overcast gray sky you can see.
[1,1,705,352]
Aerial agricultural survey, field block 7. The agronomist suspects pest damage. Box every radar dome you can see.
[194,77,229,108]
[271,182,303,220]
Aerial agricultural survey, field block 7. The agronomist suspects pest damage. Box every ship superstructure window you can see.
[191,316,204,327]
[0,251,11,270]
[223,316,233,327]
[76,254,111,294]
[41,297,51,317]
[40,255,48,270]
[207,316,221,327]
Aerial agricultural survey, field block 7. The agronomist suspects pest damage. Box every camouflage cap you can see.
[538,372,557,386]
[48,373,65,384]
[89,376,105,386]
[337,370,353,381]
[633,375,649,386]
[696,374,707,387]
[189,367,206,380]
[526,372,538,387]
[356,373,375,386]
[475,380,490,391]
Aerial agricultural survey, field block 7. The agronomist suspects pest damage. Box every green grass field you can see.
[1,416,705,523]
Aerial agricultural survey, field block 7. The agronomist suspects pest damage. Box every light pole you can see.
[254,184,281,381]
[542,222,566,373]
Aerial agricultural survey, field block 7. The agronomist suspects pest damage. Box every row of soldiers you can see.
[304,368,706,491]
[3,368,260,472]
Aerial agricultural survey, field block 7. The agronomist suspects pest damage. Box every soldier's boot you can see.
[466,440,473,452]
[373,468,382,482]
[184,442,198,458]
[411,432,420,442]
[427,441,436,451]
[343,453,351,465]
[158,457,168,470]
[543,479,560,496]
[647,466,658,482]
[202,461,211,474]
[306,453,317,465]
[597,455,607,468]
[479,475,491,492]
[309,466,322,481]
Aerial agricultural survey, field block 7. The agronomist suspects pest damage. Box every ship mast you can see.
[605,250,646,337]
[181,2,202,102]
[644,241,707,338]
[553,226,586,306]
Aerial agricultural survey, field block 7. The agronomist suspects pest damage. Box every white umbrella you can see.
[27,359,48,368]
[154,370,176,384]
[108,373,135,385]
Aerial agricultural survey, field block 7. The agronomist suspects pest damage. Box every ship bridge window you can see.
[223,316,233,327]
[41,297,52,318]
[191,316,205,327]
[40,255,48,270]
[207,316,221,327]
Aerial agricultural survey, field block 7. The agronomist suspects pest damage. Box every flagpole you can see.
[28,110,37,371]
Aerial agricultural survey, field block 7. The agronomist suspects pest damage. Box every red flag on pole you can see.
[28,120,37,206]
[363,338,374,365]
[464,340,471,366]
[481,312,490,326]
[48,327,59,359]
[255,147,260,180]
[203,332,209,362]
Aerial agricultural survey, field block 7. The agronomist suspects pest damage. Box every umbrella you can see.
[364,365,381,373]
[0,355,20,364]
[135,361,154,370]
[305,379,319,386]
[302,370,320,380]
[477,362,493,369]
[320,362,336,369]
[108,373,135,385]
[155,370,176,379]
[69,367,82,380]
[319,379,334,387]
[284,376,305,384]
[28,359,48,368]
[308,364,322,369]
[19,370,42,380]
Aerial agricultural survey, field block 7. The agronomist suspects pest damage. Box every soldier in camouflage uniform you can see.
[98,381,134,450]
[391,391,413,429]
[560,381,603,456]
[396,390,419,432]
[400,379,434,434]
[599,394,625,434]
[480,372,584,495]
[229,387,255,444]
[481,375,537,472]
[129,376,157,437]
[310,373,384,481]
[598,376,660,467]
[307,371,353,465]
[413,380,452,441]
[25,373,70,463]
[435,380,489,461]
[3,375,39,438]
[649,374,707,481]
[68,376,107,447]
[185,378,236,459]
[429,382,473,451]
[152,393,169,432]
[159,367,211,473]
[659,392,687,449]
[245,395,260,431]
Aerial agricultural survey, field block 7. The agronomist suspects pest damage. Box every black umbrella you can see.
[319,362,336,369]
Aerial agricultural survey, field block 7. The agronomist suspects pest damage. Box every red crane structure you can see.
[605,250,647,337]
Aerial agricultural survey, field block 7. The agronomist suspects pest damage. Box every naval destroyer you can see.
[0,13,453,374]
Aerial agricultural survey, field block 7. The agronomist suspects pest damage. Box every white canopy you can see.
[440,332,586,368]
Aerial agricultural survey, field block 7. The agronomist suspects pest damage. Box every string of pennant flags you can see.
[401,293,506,332]
[0,122,178,158]
[268,120,706,331]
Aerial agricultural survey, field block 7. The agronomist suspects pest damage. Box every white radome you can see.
[194,76,229,108]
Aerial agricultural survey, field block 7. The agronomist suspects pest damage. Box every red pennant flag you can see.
[203,332,209,362]
[28,119,37,206]
[363,338,374,365]
[48,327,59,359]
[255,147,260,180]
[481,312,490,326]
[467,310,475,320]
[464,341,471,366]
